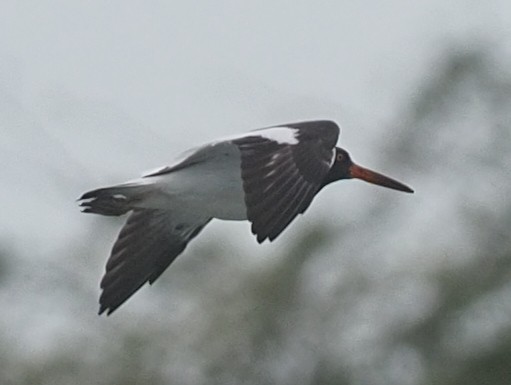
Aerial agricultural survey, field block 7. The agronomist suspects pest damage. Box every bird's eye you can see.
[336,153,344,161]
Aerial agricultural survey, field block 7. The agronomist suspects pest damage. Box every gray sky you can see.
[2,0,509,250]
[2,3,511,381]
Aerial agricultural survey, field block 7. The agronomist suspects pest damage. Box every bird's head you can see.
[324,147,414,193]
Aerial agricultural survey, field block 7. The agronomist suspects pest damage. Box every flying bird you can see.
[79,120,413,315]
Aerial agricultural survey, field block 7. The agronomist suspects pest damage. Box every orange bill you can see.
[349,164,414,193]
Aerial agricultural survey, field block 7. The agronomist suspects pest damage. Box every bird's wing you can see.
[142,141,235,177]
[99,209,211,315]
[233,121,339,243]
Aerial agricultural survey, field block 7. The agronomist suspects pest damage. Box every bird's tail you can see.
[78,182,152,216]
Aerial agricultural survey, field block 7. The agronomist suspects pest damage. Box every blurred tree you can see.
[3,45,511,385]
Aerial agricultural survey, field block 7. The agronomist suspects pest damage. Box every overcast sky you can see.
[2,0,510,251]
[2,5,511,380]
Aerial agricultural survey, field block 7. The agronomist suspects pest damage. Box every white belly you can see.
[141,144,248,220]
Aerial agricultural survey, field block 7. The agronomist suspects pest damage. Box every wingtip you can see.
[254,230,266,244]
[98,305,112,316]
[78,191,94,201]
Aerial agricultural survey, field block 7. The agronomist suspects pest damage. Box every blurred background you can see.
[1,1,511,384]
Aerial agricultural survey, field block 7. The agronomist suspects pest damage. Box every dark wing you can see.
[233,120,339,243]
[99,209,211,315]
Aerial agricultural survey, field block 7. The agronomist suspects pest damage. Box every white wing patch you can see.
[250,126,299,145]
[141,125,298,179]
[220,126,299,145]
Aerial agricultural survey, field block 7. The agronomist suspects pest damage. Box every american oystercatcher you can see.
[79,120,413,315]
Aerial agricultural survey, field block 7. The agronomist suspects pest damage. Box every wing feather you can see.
[233,121,339,242]
[99,209,210,315]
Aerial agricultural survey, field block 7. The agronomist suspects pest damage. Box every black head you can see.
[322,147,414,193]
